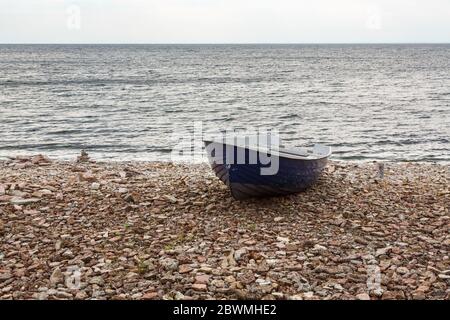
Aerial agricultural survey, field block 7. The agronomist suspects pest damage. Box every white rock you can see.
[266,259,278,266]
[276,236,289,243]
[39,189,53,195]
[91,182,100,190]
[372,288,384,297]
[10,197,40,205]
[313,244,327,251]
[117,187,128,194]
[255,278,271,286]
[234,248,247,261]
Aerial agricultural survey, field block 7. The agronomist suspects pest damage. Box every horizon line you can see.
[1,42,450,45]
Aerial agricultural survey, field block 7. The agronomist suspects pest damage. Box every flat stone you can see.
[178,264,193,274]
[396,267,409,275]
[9,197,40,205]
[356,293,371,300]
[142,291,158,300]
[192,283,207,291]
[194,275,210,285]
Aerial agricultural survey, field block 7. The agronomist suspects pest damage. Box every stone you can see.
[371,288,384,297]
[117,187,128,194]
[50,267,64,285]
[36,292,49,300]
[255,278,272,286]
[192,283,207,292]
[211,279,225,288]
[356,293,371,300]
[160,258,178,271]
[286,243,298,251]
[89,276,105,285]
[142,291,158,300]
[313,244,327,251]
[0,195,13,202]
[163,195,177,203]
[274,217,283,222]
[195,275,210,285]
[276,236,289,243]
[237,271,255,285]
[174,292,185,300]
[31,154,51,164]
[375,246,392,257]
[412,290,426,300]
[178,264,193,274]
[9,197,40,205]
[396,267,409,275]
[55,291,73,299]
[303,292,314,299]
[75,291,88,300]
[234,248,247,261]
[0,160,446,301]
[91,182,100,190]
[79,172,97,182]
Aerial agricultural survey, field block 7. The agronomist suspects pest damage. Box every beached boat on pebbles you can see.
[204,137,331,200]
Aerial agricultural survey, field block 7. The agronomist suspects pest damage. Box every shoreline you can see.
[0,155,448,300]
[1,154,449,165]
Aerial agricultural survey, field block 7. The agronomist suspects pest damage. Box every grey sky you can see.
[1,0,449,43]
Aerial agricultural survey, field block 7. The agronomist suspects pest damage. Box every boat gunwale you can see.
[203,139,332,161]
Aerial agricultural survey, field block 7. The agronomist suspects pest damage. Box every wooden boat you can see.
[204,137,331,200]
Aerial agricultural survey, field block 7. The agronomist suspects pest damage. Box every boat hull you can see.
[205,141,329,200]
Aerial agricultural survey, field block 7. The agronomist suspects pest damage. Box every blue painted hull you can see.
[205,141,329,200]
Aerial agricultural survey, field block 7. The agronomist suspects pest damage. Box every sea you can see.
[0,44,449,162]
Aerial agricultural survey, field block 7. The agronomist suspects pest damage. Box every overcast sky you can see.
[1,0,449,43]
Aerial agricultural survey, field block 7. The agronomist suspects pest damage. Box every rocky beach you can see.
[0,154,448,300]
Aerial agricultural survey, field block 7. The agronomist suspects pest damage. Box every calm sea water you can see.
[0,44,449,162]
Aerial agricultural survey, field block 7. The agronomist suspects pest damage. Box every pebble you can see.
[50,267,64,286]
[396,267,409,275]
[160,258,179,271]
[0,158,447,300]
[9,197,40,205]
[192,283,207,292]
[178,264,193,274]
[91,182,100,190]
[90,276,105,285]
[195,275,210,285]
[142,291,158,300]
[356,293,371,300]
[117,187,128,194]
[234,248,247,261]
